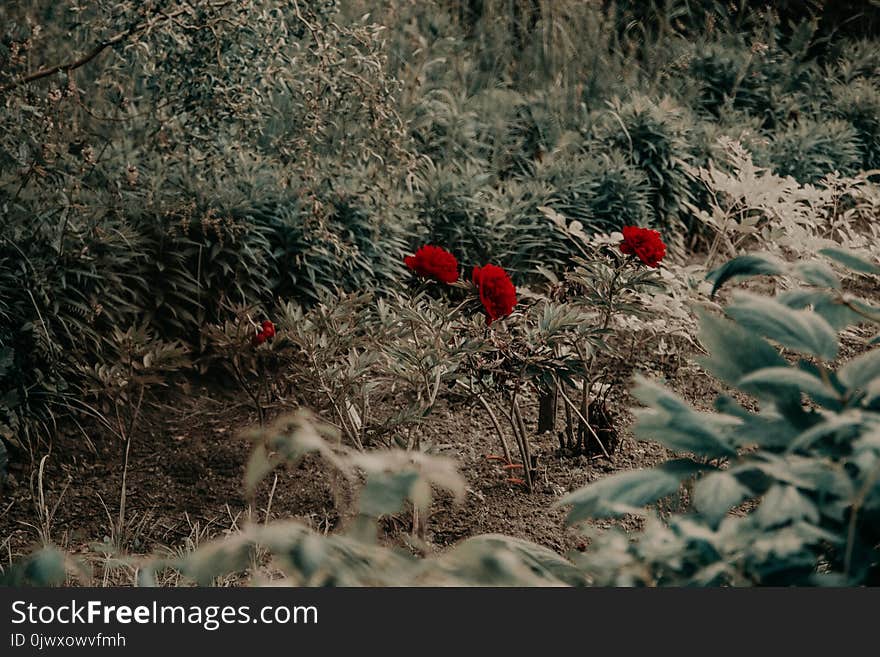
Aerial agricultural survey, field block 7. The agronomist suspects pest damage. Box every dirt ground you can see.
[0,338,706,573]
[1,274,877,584]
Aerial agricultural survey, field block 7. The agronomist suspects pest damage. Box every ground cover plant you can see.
[2,0,880,587]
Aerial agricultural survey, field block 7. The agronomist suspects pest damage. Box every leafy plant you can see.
[760,118,862,184]
[830,79,880,171]
[558,247,880,585]
[599,96,694,227]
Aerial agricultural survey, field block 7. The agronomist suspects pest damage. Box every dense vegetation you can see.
[2,1,880,586]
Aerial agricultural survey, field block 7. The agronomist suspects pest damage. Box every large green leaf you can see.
[632,377,739,457]
[706,253,785,298]
[360,471,422,517]
[739,367,837,401]
[786,416,864,453]
[557,459,710,523]
[694,471,752,526]
[777,289,863,331]
[755,485,820,529]
[838,348,880,392]
[726,293,838,360]
[696,309,796,403]
[819,247,880,275]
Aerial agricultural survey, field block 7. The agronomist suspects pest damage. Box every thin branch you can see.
[0,1,233,94]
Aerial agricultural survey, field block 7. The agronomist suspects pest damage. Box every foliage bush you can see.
[830,79,880,171]
[598,96,694,227]
[411,161,496,268]
[760,118,862,184]
[560,248,880,585]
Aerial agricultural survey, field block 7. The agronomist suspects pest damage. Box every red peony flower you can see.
[253,320,275,345]
[472,264,517,325]
[619,226,666,268]
[404,245,459,284]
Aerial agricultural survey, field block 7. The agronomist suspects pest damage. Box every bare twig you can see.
[0,1,234,94]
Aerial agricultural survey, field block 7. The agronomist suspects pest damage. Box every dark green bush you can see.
[241,186,409,305]
[412,161,496,267]
[831,79,880,171]
[599,96,694,227]
[761,118,862,183]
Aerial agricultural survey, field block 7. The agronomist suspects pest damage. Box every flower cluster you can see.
[404,246,518,325]
[619,226,666,268]
[404,227,664,326]
[254,319,276,345]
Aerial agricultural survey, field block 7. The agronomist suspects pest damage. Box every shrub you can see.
[599,96,694,227]
[240,186,410,305]
[574,150,653,230]
[137,206,276,342]
[411,161,496,267]
[0,210,147,456]
[761,118,862,183]
[830,79,880,171]
[688,32,819,130]
[689,42,770,119]
[559,248,880,585]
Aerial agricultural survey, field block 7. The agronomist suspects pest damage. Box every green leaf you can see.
[793,261,840,289]
[738,367,837,400]
[726,293,838,360]
[786,416,863,452]
[694,471,751,525]
[755,485,820,528]
[0,547,68,586]
[632,377,739,457]
[450,535,586,586]
[695,309,793,393]
[838,348,880,392]
[706,254,785,298]
[556,459,709,523]
[819,248,880,275]
[813,298,866,331]
[360,471,421,517]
